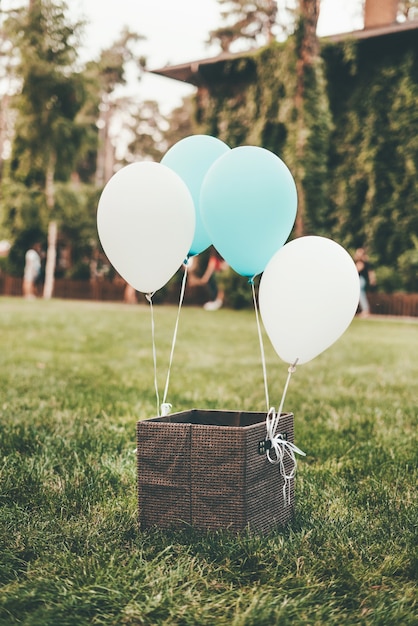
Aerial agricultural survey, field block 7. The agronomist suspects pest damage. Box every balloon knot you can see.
[160,403,172,417]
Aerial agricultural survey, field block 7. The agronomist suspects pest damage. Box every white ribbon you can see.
[266,406,306,505]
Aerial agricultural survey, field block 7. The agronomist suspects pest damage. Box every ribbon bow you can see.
[265,407,306,505]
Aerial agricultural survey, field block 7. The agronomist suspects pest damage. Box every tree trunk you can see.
[0,94,10,173]
[294,0,320,237]
[43,154,57,299]
[95,96,115,187]
[43,220,57,299]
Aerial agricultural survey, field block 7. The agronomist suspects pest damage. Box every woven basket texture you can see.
[137,409,295,533]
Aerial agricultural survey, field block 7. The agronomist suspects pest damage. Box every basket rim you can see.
[137,409,294,430]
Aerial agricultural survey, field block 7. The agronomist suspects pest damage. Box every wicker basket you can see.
[136,409,295,533]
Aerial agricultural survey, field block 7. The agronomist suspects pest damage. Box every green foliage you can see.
[54,182,101,268]
[86,27,145,97]
[0,179,47,235]
[164,97,200,152]
[78,28,147,180]
[322,32,418,281]
[209,0,279,52]
[196,37,332,239]
[0,178,46,274]
[0,299,417,624]
[124,100,169,164]
[1,180,101,276]
[375,265,402,293]
[197,29,418,292]
[397,235,418,292]
[5,0,87,185]
[224,272,257,309]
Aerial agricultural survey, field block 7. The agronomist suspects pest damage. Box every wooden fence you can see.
[0,274,125,301]
[367,292,418,318]
[1,274,417,317]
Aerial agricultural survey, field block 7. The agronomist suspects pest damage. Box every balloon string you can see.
[269,359,298,436]
[161,260,189,415]
[265,361,305,505]
[145,292,159,416]
[251,277,270,412]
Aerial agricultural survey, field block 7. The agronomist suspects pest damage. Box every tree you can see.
[398,0,418,19]
[124,99,169,164]
[161,97,198,152]
[201,0,329,238]
[293,0,322,236]
[5,0,87,297]
[82,28,146,186]
[208,0,280,52]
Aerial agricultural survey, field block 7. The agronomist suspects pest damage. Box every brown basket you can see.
[136,409,295,533]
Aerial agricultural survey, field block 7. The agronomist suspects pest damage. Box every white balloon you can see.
[259,236,360,365]
[97,162,195,294]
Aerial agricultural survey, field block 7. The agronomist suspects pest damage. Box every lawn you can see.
[0,297,417,625]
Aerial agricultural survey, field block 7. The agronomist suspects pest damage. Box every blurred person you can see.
[188,247,229,311]
[354,247,376,317]
[23,242,42,299]
[124,282,137,304]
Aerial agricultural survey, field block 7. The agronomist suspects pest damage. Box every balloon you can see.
[200,146,297,277]
[161,135,230,256]
[259,236,360,365]
[97,162,195,294]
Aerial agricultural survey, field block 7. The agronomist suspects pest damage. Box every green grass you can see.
[0,297,417,625]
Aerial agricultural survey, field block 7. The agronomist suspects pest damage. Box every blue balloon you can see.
[161,135,230,256]
[200,146,298,277]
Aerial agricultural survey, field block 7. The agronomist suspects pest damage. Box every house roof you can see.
[149,19,418,87]
[149,49,259,87]
[324,17,418,42]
